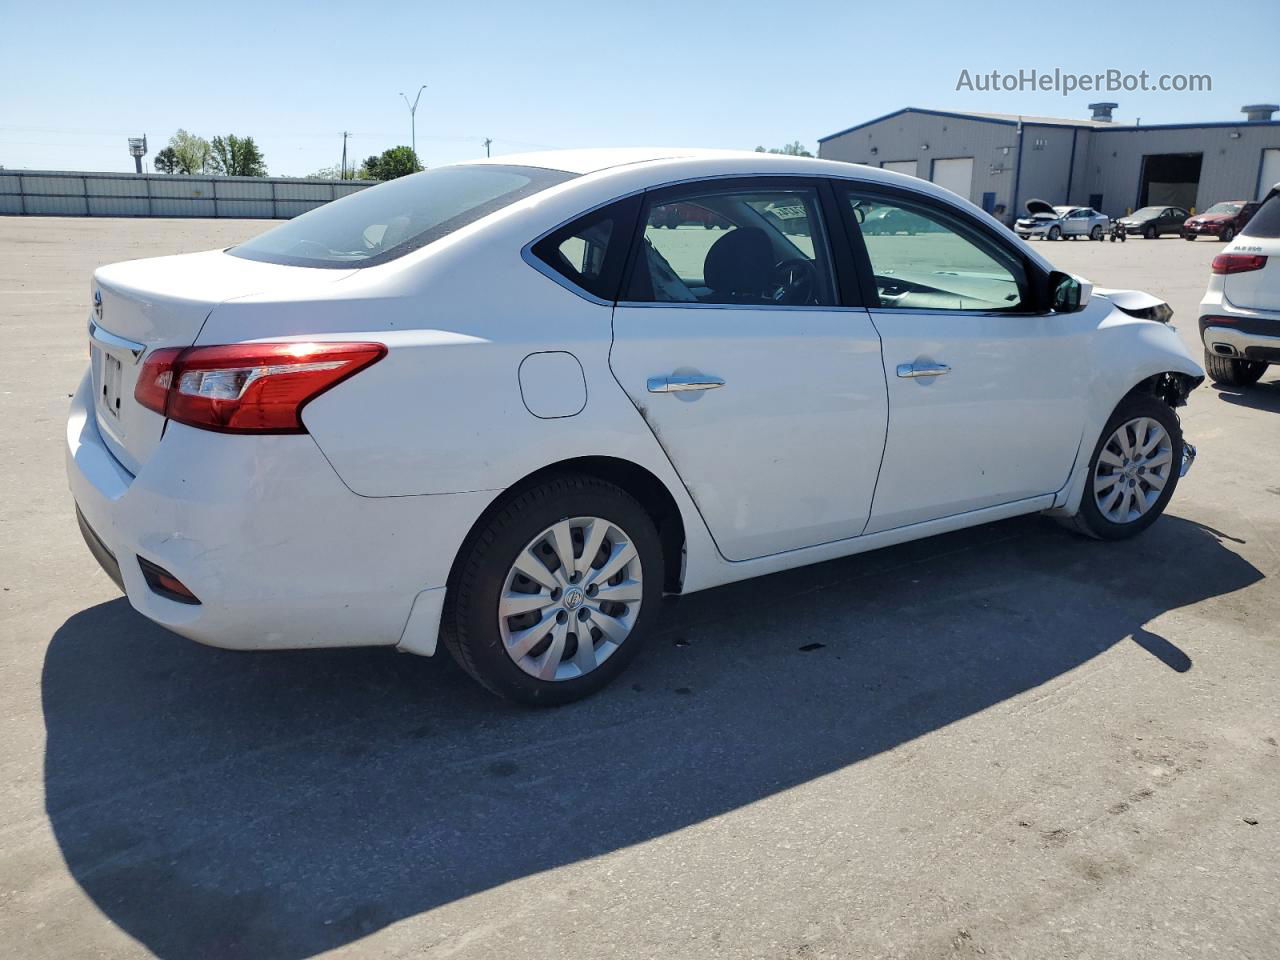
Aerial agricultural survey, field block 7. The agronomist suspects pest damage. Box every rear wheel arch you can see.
[446,456,687,597]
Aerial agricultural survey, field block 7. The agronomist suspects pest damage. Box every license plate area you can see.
[93,344,125,419]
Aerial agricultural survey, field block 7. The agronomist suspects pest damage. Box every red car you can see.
[649,201,731,229]
[1182,201,1261,242]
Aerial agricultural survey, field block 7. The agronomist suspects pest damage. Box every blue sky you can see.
[2,0,1275,175]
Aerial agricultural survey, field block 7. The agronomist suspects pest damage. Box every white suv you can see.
[1199,184,1280,386]
[68,149,1203,704]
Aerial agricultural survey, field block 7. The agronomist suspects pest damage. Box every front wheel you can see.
[1221,226,1235,243]
[1048,225,1062,241]
[1062,395,1184,541]
[1204,348,1267,387]
[1182,233,1196,241]
[442,476,663,706]
[1144,225,1157,240]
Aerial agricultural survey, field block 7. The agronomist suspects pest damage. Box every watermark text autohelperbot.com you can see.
[956,68,1211,96]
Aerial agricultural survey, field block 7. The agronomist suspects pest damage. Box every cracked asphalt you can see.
[1,218,1277,959]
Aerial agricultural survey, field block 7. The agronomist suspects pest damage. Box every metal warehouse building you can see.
[818,102,1280,225]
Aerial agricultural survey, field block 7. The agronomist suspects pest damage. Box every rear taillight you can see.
[134,341,386,433]
[1211,253,1268,274]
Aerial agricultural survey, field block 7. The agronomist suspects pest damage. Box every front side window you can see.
[230,164,575,268]
[625,183,836,306]
[844,189,1028,311]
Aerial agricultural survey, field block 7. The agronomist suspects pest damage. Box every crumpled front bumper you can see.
[1181,442,1197,477]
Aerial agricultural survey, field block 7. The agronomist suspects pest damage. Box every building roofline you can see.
[818,107,1014,142]
[1096,119,1280,132]
[818,107,1280,143]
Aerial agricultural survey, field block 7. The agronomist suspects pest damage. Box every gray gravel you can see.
[0,219,1277,960]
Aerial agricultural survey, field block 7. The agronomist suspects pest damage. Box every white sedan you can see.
[1015,200,1110,241]
[68,149,1203,704]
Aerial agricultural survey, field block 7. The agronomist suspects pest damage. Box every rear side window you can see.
[624,182,837,307]
[1241,193,1280,238]
[230,164,575,268]
[530,195,641,301]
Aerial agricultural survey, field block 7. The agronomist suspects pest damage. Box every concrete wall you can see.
[0,170,374,218]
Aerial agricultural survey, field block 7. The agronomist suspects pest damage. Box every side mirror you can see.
[1049,270,1092,312]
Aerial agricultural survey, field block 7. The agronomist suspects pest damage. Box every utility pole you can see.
[400,84,427,161]
[340,131,350,179]
[483,137,492,158]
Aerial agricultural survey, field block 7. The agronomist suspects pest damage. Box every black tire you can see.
[1091,225,1104,241]
[1060,394,1184,541]
[1221,226,1235,243]
[1144,225,1157,240]
[1204,348,1267,387]
[1048,225,1062,241]
[442,475,664,706]
[1182,233,1196,241]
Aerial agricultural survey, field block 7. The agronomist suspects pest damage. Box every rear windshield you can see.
[229,164,576,268]
[1241,193,1280,239]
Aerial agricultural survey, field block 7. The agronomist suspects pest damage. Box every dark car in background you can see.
[1117,206,1190,239]
[1182,201,1260,242]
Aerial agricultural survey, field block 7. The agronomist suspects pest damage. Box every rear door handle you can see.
[647,375,725,393]
[896,362,951,379]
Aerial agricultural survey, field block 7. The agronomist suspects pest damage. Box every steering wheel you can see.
[766,258,817,305]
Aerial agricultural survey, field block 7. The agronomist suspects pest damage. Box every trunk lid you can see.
[89,249,355,474]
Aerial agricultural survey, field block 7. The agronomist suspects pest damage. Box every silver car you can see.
[1016,199,1110,241]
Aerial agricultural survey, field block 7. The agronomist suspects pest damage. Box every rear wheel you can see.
[1061,395,1183,541]
[1091,225,1104,241]
[442,476,663,706]
[1204,348,1267,387]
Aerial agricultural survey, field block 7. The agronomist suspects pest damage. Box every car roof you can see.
[470,147,873,178]
[469,148,990,200]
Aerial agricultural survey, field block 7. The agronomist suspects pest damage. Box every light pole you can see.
[400,84,427,163]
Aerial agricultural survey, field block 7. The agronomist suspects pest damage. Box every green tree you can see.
[362,146,422,181]
[208,135,268,177]
[153,147,181,174]
[754,141,814,157]
[166,129,211,173]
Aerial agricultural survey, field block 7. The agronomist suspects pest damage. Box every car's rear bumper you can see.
[1199,289,1280,364]
[66,370,494,654]
[1202,325,1280,363]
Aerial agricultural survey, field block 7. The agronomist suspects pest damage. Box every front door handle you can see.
[647,375,725,393]
[896,362,951,379]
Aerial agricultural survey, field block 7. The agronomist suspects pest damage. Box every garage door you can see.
[881,160,918,177]
[930,157,974,201]
[1260,149,1280,199]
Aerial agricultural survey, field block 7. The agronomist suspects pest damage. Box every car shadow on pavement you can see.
[42,514,1262,959]
[1212,380,1280,413]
